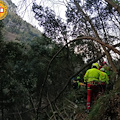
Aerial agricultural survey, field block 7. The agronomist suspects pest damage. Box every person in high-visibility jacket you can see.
[102,61,110,77]
[72,76,85,89]
[99,68,109,95]
[84,63,101,112]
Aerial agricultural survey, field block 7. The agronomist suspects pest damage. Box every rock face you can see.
[3,0,42,42]
[4,0,17,12]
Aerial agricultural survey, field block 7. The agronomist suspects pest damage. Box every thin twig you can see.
[16,107,23,120]
[47,93,57,120]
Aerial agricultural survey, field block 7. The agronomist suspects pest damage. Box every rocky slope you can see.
[2,0,42,42]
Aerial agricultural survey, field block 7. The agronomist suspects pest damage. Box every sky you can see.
[11,0,67,32]
[8,0,120,60]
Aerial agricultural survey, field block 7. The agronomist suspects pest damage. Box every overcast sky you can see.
[11,0,67,32]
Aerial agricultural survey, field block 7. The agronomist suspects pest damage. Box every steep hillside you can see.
[2,0,42,42]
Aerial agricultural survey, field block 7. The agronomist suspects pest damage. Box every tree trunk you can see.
[104,0,120,14]
[73,0,118,73]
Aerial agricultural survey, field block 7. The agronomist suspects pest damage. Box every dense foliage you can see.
[0,0,120,120]
[0,20,85,120]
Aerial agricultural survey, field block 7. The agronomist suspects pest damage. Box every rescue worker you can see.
[84,63,101,112]
[99,68,109,95]
[72,76,80,89]
[72,76,85,103]
[72,76,85,89]
[102,61,110,77]
[76,76,81,82]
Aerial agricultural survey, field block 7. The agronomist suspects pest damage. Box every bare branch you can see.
[104,0,120,14]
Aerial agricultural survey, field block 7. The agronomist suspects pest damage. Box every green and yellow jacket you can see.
[84,68,101,83]
[103,64,110,76]
[99,71,109,84]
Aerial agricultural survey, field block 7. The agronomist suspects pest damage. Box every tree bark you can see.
[75,36,120,55]
[104,0,120,14]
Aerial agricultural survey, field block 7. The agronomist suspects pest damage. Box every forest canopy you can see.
[0,0,120,120]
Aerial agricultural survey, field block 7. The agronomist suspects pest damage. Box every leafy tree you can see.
[2,0,120,119]
[31,0,120,116]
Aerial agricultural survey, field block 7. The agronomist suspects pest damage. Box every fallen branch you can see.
[41,54,105,110]
[37,36,120,114]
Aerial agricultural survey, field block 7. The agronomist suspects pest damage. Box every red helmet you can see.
[102,61,106,65]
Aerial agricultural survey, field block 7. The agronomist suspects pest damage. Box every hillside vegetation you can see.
[3,0,42,42]
[0,0,120,120]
